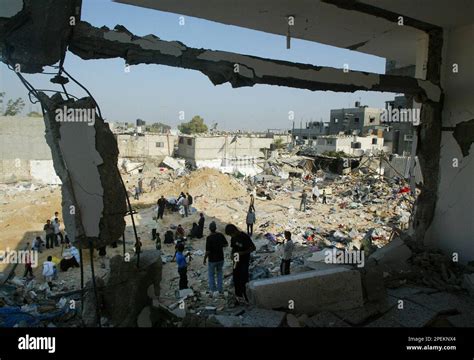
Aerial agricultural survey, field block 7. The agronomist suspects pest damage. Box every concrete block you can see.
[248,267,363,314]
[370,238,412,265]
[361,268,386,302]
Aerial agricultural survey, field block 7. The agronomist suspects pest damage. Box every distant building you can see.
[176,134,274,167]
[292,121,328,144]
[328,102,382,135]
[116,133,177,159]
[382,95,416,156]
[314,134,384,156]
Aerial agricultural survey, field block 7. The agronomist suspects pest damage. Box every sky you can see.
[0,0,399,131]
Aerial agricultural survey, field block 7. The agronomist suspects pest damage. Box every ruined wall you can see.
[0,117,52,160]
[426,23,474,263]
[38,93,127,249]
[116,134,176,158]
[0,117,61,183]
[177,136,272,163]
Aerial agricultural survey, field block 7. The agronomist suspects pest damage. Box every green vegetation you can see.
[0,92,26,116]
[178,115,208,134]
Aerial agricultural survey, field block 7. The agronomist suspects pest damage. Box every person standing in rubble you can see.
[157,195,167,219]
[280,231,294,275]
[43,219,55,249]
[197,213,205,238]
[182,195,190,217]
[138,178,143,195]
[149,177,157,192]
[174,242,191,289]
[186,192,193,208]
[53,218,63,245]
[225,224,256,304]
[42,255,55,289]
[312,185,320,202]
[322,189,327,204]
[246,207,256,236]
[249,193,255,212]
[23,243,34,279]
[300,190,308,211]
[203,221,228,296]
[133,185,140,200]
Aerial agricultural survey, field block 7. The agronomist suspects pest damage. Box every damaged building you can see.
[0,0,473,330]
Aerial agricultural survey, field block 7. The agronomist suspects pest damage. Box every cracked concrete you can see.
[68,21,441,101]
[37,93,127,249]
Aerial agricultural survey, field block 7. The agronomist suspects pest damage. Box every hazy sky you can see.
[1,0,398,131]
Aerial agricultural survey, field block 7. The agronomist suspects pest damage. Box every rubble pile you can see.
[0,276,80,327]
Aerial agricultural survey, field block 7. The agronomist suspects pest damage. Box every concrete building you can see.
[176,135,273,167]
[314,134,384,156]
[328,102,382,135]
[382,96,416,155]
[116,133,176,159]
[0,116,60,184]
[292,121,328,144]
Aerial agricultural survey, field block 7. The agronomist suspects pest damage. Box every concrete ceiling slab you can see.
[114,0,434,67]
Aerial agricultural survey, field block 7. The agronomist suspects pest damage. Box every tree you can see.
[178,115,208,134]
[147,122,171,133]
[273,138,286,150]
[0,93,26,116]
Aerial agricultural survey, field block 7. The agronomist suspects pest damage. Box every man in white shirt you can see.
[42,256,55,289]
[53,218,63,245]
[312,185,320,202]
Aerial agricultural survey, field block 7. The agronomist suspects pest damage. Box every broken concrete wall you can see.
[426,23,474,263]
[247,267,363,314]
[102,250,162,327]
[38,92,126,248]
[0,0,81,73]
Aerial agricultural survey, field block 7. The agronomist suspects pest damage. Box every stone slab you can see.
[248,267,363,314]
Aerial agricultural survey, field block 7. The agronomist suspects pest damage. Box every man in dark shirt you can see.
[187,192,193,206]
[197,213,205,238]
[157,195,167,219]
[225,223,256,303]
[43,220,55,249]
[203,221,228,295]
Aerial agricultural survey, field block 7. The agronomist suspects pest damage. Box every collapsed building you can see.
[0,0,473,327]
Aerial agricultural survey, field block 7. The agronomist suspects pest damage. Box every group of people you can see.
[24,210,82,288]
[156,192,194,220]
[42,212,64,249]
[172,219,294,305]
[299,188,327,211]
